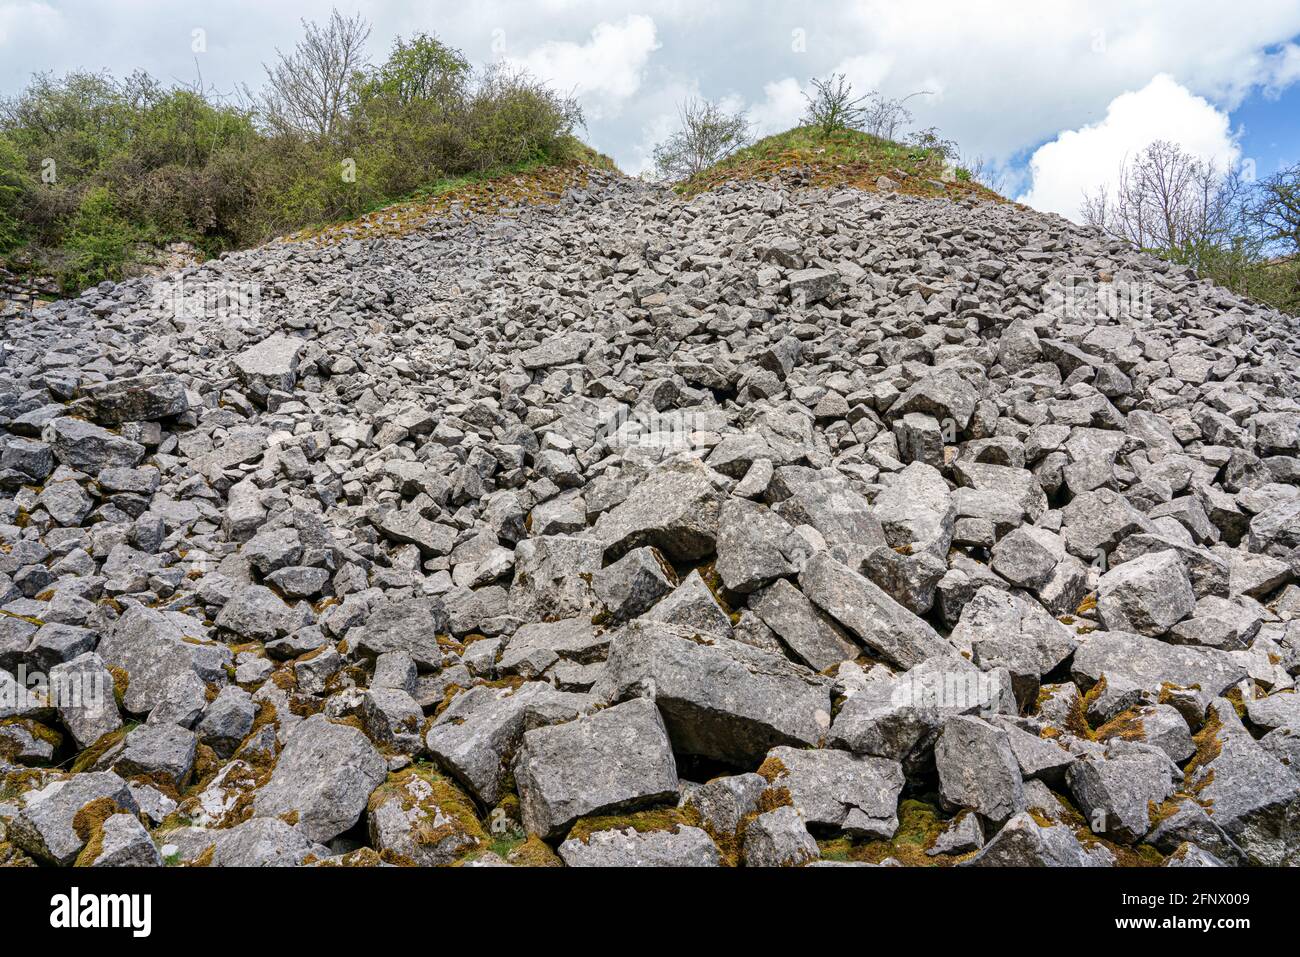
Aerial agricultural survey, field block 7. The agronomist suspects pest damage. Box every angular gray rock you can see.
[1066,744,1178,844]
[1097,550,1197,636]
[230,333,304,404]
[43,416,145,471]
[559,824,722,867]
[761,746,904,838]
[714,498,803,594]
[830,655,1015,764]
[253,714,387,842]
[1183,709,1300,866]
[206,818,323,867]
[751,578,859,671]
[928,812,985,856]
[597,620,832,764]
[591,546,675,621]
[742,805,820,867]
[935,715,1025,825]
[497,617,608,679]
[108,722,198,788]
[425,681,590,805]
[48,652,122,749]
[97,606,232,715]
[965,812,1110,867]
[872,461,955,551]
[509,535,603,621]
[952,586,1078,703]
[799,552,952,668]
[1071,631,1248,717]
[349,596,452,671]
[515,698,678,839]
[367,767,485,866]
[593,459,724,561]
[9,771,139,865]
[641,569,734,640]
[83,374,188,425]
[82,813,163,867]
[681,772,766,834]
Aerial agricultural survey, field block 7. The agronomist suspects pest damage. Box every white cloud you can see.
[0,1,60,48]
[507,14,659,119]
[628,109,677,177]
[830,1,1300,165]
[748,78,804,137]
[832,53,894,102]
[625,76,701,176]
[746,54,892,139]
[1261,42,1300,96]
[1017,74,1240,222]
[1,2,1298,180]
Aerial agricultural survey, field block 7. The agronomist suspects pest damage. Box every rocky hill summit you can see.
[1,164,1298,868]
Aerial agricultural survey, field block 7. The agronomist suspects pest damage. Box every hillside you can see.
[678,126,1003,202]
[0,158,1298,869]
[281,147,615,246]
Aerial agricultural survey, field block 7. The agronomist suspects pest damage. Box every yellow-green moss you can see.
[190,844,214,867]
[315,847,386,867]
[823,799,958,867]
[0,767,48,803]
[107,666,129,708]
[756,785,793,815]
[71,796,122,867]
[506,835,563,867]
[756,755,789,784]
[367,764,488,858]
[1223,687,1247,719]
[0,842,36,867]
[1093,708,1146,743]
[566,806,703,846]
[1068,674,1108,739]
[189,743,222,789]
[69,726,129,774]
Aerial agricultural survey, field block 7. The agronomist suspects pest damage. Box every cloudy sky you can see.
[2,1,1299,221]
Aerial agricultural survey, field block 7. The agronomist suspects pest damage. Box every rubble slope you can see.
[1,165,1298,868]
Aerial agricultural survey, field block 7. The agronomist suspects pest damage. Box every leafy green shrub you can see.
[0,19,587,290]
[462,66,583,170]
[0,136,30,253]
[1197,242,1300,316]
[63,186,136,289]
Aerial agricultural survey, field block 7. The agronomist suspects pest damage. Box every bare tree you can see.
[1248,162,1300,257]
[952,153,1006,194]
[1082,140,1247,266]
[865,91,933,140]
[652,97,750,181]
[261,9,372,140]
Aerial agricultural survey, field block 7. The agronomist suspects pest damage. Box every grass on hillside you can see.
[283,137,616,245]
[676,126,1004,203]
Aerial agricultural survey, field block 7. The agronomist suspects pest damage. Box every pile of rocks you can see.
[0,266,58,321]
[1,166,1297,868]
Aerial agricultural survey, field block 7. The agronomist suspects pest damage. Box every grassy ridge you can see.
[677,126,1003,203]
[285,147,614,245]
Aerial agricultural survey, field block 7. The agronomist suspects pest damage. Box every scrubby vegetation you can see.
[655,73,997,202]
[0,10,590,290]
[1083,140,1300,316]
[675,125,1000,204]
[651,97,751,182]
